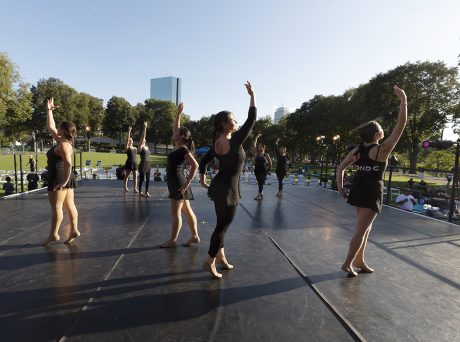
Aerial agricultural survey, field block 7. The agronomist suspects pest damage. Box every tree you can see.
[103,96,135,146]
[0,52,33,147]
[356,61,460,172]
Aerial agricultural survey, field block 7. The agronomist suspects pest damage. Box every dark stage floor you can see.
[1,180,459,342]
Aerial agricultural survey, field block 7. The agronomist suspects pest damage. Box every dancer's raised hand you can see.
[47,98,59,111]
[244,81,254,96]
[177,102,184,115]
[393,85,407,103]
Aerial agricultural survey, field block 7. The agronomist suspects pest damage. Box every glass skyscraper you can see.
[149,76,182,105]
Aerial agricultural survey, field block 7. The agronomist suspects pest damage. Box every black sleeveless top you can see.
[254,154,268,174]
[46,144,77,191]
[347,144,387,213]
[124,147,138,170]
[139,147,151,172]
[199,107,257,206]
[353,144,387,180]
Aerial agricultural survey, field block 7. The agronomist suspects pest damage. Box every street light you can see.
[332,135,341,190]
[85,126,91,152]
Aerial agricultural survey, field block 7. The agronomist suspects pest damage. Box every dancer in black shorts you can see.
[138,121,151,197]
[253,133,272,200]
[160,103,200,248]
[123,126,138,193]
[42,98,79,246]
[199,81,256,278]
[336,85,407,276]
[275,137,289,197]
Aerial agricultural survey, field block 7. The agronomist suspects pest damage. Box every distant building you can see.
[150,77,181,105]
[274,107,291,124]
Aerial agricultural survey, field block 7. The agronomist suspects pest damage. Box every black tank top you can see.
[254,154,267,174]
[353,144,387,180]
[139,147,151,172]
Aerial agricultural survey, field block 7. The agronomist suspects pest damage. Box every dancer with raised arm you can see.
[199,82,256,278]
[138,121,151,197]
[42,98,79,246]
[336,85,407,276]
[253,133,272,200]
[160,103,200,248]
[275,137,289,197]
[123,126,138,193]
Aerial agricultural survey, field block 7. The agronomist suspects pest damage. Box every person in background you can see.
[3,176,15,196]
[396,189,416,211]
[26,155,36,172]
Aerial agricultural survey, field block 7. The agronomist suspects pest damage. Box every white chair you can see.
[297,174,307,186]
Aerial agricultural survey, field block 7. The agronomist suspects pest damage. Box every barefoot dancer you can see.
[42,98,80,246]
[199,82,256,278]
[160,102,200,248]
[123,126,138,192]
[275,137,289,197]
[253,133,272,200]
[336,85,407,276]
[138,121,151,197]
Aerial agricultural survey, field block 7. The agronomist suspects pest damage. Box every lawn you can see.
[0,151,168,172]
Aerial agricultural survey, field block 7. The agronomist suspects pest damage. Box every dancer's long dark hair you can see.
[354,120,380,156]
[178,126,195,153]
[59,121,76,145]
[212,111,233,151]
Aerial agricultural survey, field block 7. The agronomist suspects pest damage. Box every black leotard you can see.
[46,144,77,191]
[347,144,387,213]
[139,147,151,173]
[199,107,257,207]
[275,144,289,178]
[166,146,193,200]
[124,147,138,171]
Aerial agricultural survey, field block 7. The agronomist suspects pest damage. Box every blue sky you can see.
[1,0,459,136]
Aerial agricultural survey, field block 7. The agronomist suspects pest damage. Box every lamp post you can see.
[331,135,340,190]
[316,136,325,186]
[85,126,91,152]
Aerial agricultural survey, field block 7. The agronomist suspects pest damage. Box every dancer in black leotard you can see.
[199,81,256,278]
[253,133,272,200]
[160,103,200,248]
[275,137,289,197]
[336,85,407,276]
[123,126,138,193]
[138,121,151,197]
[42,98,80,246]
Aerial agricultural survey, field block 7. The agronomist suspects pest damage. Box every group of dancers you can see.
[40,82,407,279]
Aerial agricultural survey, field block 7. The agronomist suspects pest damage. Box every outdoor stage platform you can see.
[1,180,459,342]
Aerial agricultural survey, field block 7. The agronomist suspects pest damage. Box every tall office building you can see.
[150,76,182,105]
[274,107,291,124]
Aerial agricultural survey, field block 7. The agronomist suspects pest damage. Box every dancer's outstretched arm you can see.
[126,126,132,149]
[232,81,257,145]
[379,85,407,159]
[139,121,147,150]
[253,133,261,154]
[46,98,60,142]
[174,102,184,135]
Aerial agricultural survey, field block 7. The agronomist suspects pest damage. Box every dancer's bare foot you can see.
[160,240,176,248]
[353,262,374,273]
[145,192,151,198]
[182,236,200,247]
[139,192,144,197]
[216,256,234,270]
[134,188,139,194]
[124,188,130,192]
[41,234,60,247]
[341,263,358,277]
[64,230,80,244]
[202,261,222,279]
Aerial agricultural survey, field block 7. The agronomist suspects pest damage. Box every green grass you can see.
[0,151,167,172]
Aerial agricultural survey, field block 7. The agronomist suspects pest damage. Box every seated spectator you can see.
[3,176,15,196]
[41,168,49,187]
[153,169,162,181]
[396,189,416,211]
[115,164,125,180]
[407,177,414,189]
[26,172,40,191]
